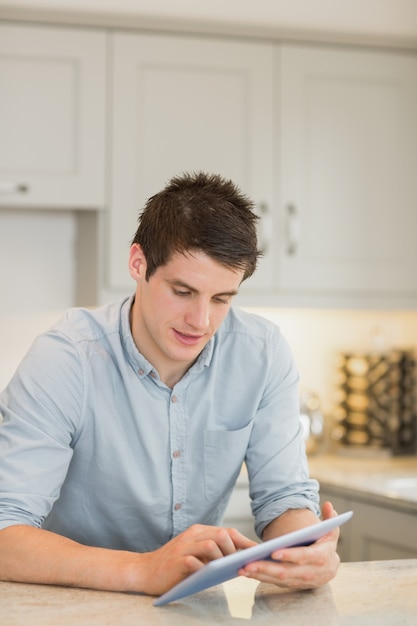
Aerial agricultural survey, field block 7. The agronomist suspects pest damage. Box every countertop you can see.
[1,560,416,625]
[308,453,417,513]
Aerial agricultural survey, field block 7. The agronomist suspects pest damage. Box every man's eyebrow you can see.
[169,279,238,297]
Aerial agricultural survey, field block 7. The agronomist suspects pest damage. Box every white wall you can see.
[0,209,76,315]
[246,307,417,417]
[0,209,77,387]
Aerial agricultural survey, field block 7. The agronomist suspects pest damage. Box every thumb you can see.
[321,500,338,520]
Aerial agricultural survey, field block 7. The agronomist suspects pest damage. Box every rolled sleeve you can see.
[0,332,82,530]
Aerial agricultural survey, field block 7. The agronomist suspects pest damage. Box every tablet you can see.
[154,510,353,606]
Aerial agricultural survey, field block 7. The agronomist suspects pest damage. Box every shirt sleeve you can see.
[245,328,320,538]
[0,329,84,530]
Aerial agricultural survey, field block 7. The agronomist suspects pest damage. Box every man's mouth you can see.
[173,329,204,346]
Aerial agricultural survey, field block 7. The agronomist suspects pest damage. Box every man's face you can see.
[129,245,244,384]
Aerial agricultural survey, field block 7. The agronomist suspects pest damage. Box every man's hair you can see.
[131,171,261,281]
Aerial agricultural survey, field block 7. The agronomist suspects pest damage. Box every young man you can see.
[0,172,339,596]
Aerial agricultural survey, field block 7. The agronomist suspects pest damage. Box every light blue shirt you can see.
[0,297,319,551]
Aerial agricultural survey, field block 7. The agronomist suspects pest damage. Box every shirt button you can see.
[138,368,144,376]
[171,395,178,403]
[174,503,182,511]
[172,450,181,459]
[150,371,157,379]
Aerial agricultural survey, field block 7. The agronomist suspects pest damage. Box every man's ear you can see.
[129,244,147,282]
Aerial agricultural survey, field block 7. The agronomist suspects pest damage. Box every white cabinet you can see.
[320,486,417,561]
[349,500,417,561]
[0,23,106,209]
[4,21,417,308]
[107,36,417,307]
[318,489,352,562]
[107,32,275,294]
[279,45,417,306]
[222,470,257,541]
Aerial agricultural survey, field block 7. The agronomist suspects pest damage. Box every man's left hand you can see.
[238,501,340,589]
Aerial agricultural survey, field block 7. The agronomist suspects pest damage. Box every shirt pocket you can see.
[203,420,254,501]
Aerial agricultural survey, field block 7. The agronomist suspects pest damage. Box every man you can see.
[0,172,339,596]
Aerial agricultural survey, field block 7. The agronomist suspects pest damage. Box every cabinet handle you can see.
[286,204,299,255]
[0,181,29,195]
[257,201,270,254]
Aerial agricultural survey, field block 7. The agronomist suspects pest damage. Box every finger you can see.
[270,530,339,564]
[240,547,340,589]
[181,553,209,575]
[240,561,329,589]
[194,537,234,562]
[239,557,306,586]
[182,528,244,562]
[269,544,322,566]
[226,527,258,551]
[321,500,337,520]
[240,564,309,589]
[190,525,257,555]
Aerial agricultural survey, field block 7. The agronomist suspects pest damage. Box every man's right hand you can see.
[133,524,257,596]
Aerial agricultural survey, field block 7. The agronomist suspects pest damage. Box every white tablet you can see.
[154,510,353,606]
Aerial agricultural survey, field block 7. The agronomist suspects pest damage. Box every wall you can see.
[245,307,417,417]
[0,209,76,316]
[0,209,77,388]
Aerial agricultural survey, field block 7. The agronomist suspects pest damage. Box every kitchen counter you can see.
[1,560,416,625]
[309,453,417,513]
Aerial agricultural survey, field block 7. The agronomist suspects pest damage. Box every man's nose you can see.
[186,300,210,330]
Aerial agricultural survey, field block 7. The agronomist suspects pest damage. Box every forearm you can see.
[0,525,144,593]
[262,508,320,541]
[0,522,257,596]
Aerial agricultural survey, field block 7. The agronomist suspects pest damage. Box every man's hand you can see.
[137,524,257,596]
[237,502,340,590]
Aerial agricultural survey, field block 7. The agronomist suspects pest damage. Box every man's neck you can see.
[129,302,192,389]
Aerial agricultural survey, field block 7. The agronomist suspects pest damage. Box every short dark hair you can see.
[132,171,261,281]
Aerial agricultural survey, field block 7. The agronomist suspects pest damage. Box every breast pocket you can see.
[204,420,253,501]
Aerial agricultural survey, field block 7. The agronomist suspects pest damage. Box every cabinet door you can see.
[223,478,257,541]
[319,487,352,562]
[280,45,417,305]
[0,23,106,209]
[349,500,417,561]
[108,32,275,293]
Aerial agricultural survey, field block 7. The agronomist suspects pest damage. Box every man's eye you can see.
[174,289,190,297]
[213,296,230,305]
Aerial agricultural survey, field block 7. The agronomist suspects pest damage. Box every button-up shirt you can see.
[0,297,319,551]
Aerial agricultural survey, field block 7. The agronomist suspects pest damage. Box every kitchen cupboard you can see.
[1,19,417,308]
[279,44,417,306]
[319,486,417,561]
[107,34,417,306]
[0,23,106,209]
[107,32,275,294]
[222,469,257,541]
[317,491,352,562]
[225,464,417,562]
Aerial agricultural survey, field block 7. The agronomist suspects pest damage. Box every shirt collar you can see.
[120,296,153,376]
